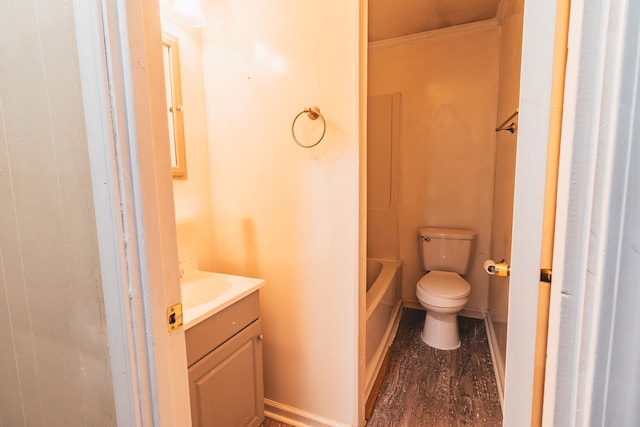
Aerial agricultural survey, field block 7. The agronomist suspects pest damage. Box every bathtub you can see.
[365,258,402,400]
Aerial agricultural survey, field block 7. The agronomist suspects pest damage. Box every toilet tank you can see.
[419,227,476,274]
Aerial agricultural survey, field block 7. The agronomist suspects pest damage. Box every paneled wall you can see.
[0,1,115,425]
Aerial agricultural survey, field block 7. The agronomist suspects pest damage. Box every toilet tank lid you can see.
[419,227,476,240]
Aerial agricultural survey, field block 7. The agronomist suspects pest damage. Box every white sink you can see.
[181,272,233,310]
[180,266,264,329]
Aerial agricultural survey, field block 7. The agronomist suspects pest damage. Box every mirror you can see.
[162,33,187,178]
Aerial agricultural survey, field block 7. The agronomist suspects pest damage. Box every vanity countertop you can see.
[181,268,264,330]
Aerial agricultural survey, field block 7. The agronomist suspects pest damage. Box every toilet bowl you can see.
[415,227,476,350]
[416,271,471,350]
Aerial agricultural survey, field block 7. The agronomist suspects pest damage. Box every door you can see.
[503,0,563,424]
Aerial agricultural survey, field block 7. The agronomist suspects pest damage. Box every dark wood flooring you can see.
[261,308,502,427]
[259,419,291,427]
[366,308,502,426]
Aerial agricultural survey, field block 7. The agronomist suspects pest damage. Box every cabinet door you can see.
[189,319,264,427]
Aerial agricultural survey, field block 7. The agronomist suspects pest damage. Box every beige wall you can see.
[200,1,361,424]
[0,1,115,425]
[369,21,500,315]
[489,0,525,371]
[162,20,217,272]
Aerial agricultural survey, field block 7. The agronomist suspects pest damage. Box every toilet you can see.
[415,227,476,350]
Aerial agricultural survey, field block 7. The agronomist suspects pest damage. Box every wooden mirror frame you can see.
[162,33,187,179]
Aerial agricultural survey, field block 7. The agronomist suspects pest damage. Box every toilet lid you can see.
[418,271,471,298]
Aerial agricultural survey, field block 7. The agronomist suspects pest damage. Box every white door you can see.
[502,0,561,424]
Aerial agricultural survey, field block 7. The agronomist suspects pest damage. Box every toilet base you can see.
[421,310,461,350]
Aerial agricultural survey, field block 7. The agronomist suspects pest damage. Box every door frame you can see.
[74,0,191,425]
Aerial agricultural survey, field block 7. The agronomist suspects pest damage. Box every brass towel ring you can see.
[292,106,326,148]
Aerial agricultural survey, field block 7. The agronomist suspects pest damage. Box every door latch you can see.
[167,303,183,331]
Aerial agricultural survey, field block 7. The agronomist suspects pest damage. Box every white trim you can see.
[72,0,152,424]
[484,312,505,414]
[265,399,352,427]
[74,0,191,425]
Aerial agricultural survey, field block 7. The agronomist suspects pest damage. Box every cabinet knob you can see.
[258,334,264,342]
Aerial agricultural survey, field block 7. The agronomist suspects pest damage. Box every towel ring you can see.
[292,106,326,148]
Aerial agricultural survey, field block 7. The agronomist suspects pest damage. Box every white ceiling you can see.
[368,0,501,42]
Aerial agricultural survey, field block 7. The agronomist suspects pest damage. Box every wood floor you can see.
[260,418,292,427]
[261,308,502,427]
[366,308,502,426]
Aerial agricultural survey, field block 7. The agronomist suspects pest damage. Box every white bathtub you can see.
[365,258,402,399]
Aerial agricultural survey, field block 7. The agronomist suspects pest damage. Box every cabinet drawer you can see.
[185,291,259,367]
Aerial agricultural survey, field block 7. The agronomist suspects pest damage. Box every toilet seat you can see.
[416,271,471,308]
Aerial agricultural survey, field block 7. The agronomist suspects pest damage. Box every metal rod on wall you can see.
[496,110,519,133]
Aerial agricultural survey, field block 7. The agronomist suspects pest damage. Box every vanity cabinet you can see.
[186,291,264,427]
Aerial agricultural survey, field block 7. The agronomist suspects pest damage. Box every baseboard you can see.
[401,299,422,310]
[402,299,486,321]
[484,312,505,413]
[264,399,351,427]
[459,306,486,320]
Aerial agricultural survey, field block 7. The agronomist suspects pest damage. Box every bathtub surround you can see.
[367,93,402,261]
[368,21,500,318]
